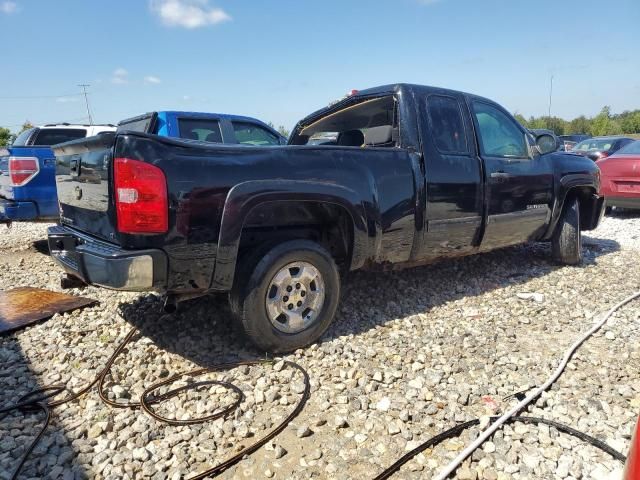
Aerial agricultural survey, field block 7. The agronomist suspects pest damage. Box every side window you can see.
[178,118,222,143]
[427,95,468,154]
[472,102,528,158]
[232,122,280,146]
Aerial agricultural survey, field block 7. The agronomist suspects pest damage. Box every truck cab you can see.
[118,111,287,146]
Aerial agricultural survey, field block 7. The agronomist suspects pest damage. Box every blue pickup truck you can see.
[0,124,116,224]
[0,112,286,225]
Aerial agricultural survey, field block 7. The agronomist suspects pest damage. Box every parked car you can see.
[0,124,116,224]
[597,140,640,211]
[571,136,635,161]
[558,134,590,151]
[625,415,640,480]
[118,111,287,146]
[47,83,604,352]
[0,112,285,226]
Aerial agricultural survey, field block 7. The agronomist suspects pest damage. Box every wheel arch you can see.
[210,180,369,290]
[543,175,603,239]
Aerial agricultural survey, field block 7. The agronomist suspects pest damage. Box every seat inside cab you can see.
[292,96,399,148]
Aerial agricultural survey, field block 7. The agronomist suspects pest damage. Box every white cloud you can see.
[111,68,129,85]
[0,1,18,14]
[144,75,161,84]
[150,0,231,29]
[56,97,80,103]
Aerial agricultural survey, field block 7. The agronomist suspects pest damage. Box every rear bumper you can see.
[0,197,38,223]
[605,196,640,210]
[47,225,168,291]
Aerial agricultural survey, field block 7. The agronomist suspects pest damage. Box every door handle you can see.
[490,171,512,179]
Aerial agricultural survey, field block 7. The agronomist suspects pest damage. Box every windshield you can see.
[617,140,640,155]
[573,138,614,152]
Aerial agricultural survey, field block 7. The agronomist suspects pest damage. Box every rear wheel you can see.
[230,240,340,353]
[552,197,582,265]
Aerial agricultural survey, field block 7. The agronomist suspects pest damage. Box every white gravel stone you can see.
[0,215,638,479]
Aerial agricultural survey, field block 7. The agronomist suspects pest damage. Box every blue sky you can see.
[1,0,639,131]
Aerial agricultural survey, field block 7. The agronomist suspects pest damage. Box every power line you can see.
[0,116,92,129]
[548,75,554,119]
[78,84,94,125]
[0,93,84,100]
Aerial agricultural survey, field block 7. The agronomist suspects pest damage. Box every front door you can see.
[471,101,554,250]
[419,93,484,259]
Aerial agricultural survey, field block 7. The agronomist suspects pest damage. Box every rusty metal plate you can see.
[0,287,98,335]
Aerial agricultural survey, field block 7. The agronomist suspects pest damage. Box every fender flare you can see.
[210,179,370,290]
[543,174,598,239]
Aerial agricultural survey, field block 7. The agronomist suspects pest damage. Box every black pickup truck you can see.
[48,84,604,352]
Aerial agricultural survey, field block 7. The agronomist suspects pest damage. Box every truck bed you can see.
[53,131,419,292]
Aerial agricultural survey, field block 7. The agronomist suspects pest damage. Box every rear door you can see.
[174,115,224,143]
[470,100,554,249]
[418,93,484,259]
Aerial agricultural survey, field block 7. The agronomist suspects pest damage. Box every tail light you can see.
[114,157,168,234]
[9,156,39,186]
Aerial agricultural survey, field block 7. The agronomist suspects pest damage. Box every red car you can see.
[597,140,640,211]
[626,416,640,479]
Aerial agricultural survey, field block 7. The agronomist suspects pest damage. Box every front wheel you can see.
[230,240,341,353]
[551,197,582,265]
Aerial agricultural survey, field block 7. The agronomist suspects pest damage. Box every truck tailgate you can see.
[53,133,117,241]
[0,146,55,199]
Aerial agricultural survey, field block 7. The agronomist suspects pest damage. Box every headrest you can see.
[364,125,393,145]
[337,129,365,147]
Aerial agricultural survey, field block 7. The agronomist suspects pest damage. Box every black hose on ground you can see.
[0,327,310,480]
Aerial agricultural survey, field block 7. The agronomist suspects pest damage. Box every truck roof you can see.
[40,123,116,129]
[118,111,273,126]
[295,83,493,130]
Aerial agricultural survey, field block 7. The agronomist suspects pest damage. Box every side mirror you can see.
[536,133,557,155]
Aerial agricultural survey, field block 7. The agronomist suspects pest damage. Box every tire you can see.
[552,197,582,265]
[604,206,613,215]
[229,240,340,353]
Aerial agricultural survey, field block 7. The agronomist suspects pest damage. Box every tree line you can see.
[515,106,640,136]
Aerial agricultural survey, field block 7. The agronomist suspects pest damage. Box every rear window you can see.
[574,139,614,152]
[117,114,156,134]
[11,128,36,147]
[232,122,280,146]
[32,128,87,146]
[178,118,222,143]
[617,140,640,155]
[427,95,468,154]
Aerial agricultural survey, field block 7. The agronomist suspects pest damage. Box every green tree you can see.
[619,111,640,134]
[0,127,11,147]
[568,116,590,134]
[590,106,623,136]
[277,125,290,138]
[513,113,528,127]
[19,121,34,134]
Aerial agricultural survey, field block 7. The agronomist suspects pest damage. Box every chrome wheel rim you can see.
[265,262,325,334]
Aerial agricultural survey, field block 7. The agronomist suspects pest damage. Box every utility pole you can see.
[78,84,93,125]
[547,75,554,128]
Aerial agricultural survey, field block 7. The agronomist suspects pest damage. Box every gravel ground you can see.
[1,212,639,480]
